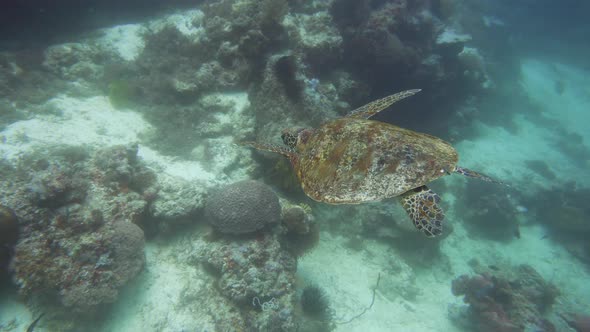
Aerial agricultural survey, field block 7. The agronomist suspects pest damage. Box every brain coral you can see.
[205,180,280,234]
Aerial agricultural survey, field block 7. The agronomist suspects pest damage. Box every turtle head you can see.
[281,128,312,149]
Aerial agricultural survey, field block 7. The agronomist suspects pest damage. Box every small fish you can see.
[26,313,45,332]
[515,205,528,213]
[488,265,500,271]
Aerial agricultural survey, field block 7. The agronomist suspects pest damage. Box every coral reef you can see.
[326,0,500,135]
[331,0,436,86]
[6,9,256,160]
[205,180,281,234]
[1,0,506,160]
[247,52,346,164]
[192,232,297,331]
[55,220,145,309]
[283,9,343,70]
[247,53,310,144]
[147,174,207,233]
[0,3,552,330]
[0,144,155,317]
[43,43,113,83]
[28,157,90,209]
[282,204,311,235]
[280,203,320,257]
[451,264,559,332]
[147,92,255,158]
[457,46,492,88]
[0,52,62,121]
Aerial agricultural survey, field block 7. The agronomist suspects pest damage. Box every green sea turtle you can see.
[241,90,503,237]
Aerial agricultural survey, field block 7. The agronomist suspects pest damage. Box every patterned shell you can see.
[292,117,459,203]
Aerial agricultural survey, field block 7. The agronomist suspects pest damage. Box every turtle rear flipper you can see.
[400,186,444,237]
[454,166,507,186]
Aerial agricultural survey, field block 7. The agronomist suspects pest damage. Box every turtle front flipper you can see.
[400,186,444,237]
[346,89,421,119]
[454,166,507,186]
[239,141,294,158]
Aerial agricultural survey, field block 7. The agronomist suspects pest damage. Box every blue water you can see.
[0,1,589,331]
